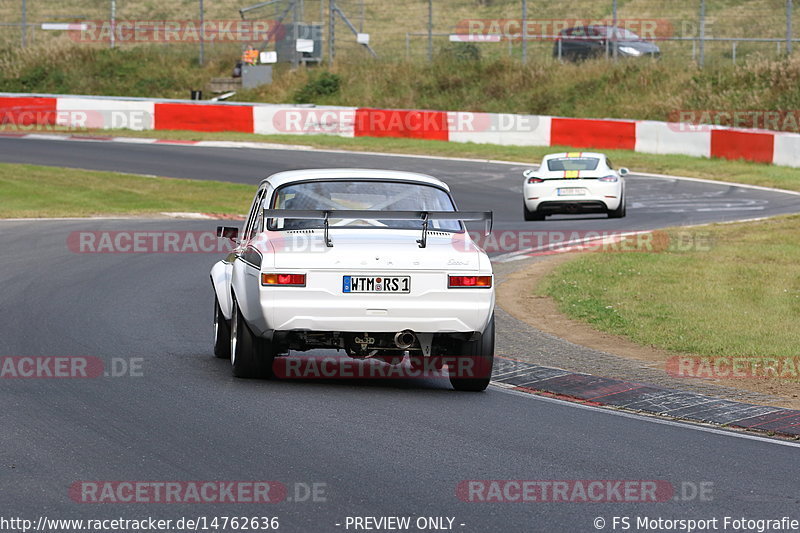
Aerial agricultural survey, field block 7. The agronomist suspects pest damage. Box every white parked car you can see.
[522,152,628,220]
[211,169,496,391]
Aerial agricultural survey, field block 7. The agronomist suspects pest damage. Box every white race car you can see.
[522,152,628,220]
[211,169,496,391]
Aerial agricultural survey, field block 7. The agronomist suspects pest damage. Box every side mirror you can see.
[217,226,239,241]
[522,169,536,179]
[618,167,629,176]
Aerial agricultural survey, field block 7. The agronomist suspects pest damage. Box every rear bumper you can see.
[248,271,495,335]
[537,200,610,214]
[524,194,621,214]
[523,181,622,214]
[267,314,488,333]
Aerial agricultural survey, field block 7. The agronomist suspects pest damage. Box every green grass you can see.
[0,163,251,218]
[11,128,800,193]
[539,215,800,361]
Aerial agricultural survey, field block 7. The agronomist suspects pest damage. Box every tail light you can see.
[261,273,306,286]
[448,275,492,288]
[527,177,544,184]
[598,175,618,182]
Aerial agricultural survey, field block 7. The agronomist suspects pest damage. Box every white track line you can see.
[493,230,653,263]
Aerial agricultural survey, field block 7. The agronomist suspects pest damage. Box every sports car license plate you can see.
[558,188,587,196]
[343,275,410,293]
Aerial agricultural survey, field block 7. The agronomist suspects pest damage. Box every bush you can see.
[292,71,342,103]
[437,42,481,63]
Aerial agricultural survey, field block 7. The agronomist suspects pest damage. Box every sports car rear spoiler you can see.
[263,209,493,248]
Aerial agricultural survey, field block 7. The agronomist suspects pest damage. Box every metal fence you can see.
[1,0,797,67]
[400,0,798,67]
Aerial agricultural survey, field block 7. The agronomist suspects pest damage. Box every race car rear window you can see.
[547,157,600,171]
[268,180,461,231]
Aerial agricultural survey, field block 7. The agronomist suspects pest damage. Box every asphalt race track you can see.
[1,137,800,532]
[3,137,800,230]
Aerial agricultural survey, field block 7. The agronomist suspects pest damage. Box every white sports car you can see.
[211,169,496,391]
[522,152,628,220]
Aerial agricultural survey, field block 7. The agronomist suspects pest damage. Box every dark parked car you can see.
[553,25,660,61]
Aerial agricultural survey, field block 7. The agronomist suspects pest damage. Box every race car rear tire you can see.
[230,301,275,379]
[213,295,231,359]
[608,194,626,218]
[523,201,545,221]
[449,315,495,392]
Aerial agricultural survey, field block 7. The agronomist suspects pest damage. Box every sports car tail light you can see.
[261,273,306,286]
[448,275,492,288]
[598,175,618,182]
[527,177,544,184]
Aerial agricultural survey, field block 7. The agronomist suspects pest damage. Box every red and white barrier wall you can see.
[2,92,799,168]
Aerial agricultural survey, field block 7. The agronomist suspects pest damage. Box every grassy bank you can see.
[539,215,800,362]
[0,45,234,98]
[240,56,800,124]
[0,163,250,218]
[3,43,800,132]
[6,128,800,193]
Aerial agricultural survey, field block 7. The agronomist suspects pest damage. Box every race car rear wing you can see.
[263,209,493,248]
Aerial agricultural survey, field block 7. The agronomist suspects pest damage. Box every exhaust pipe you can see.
[393,330,416,349]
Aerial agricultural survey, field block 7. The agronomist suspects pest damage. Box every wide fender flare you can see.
[210,260,233,320]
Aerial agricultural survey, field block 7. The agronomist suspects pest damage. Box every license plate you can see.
[558,188,587,196]
[343,275,410,293]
